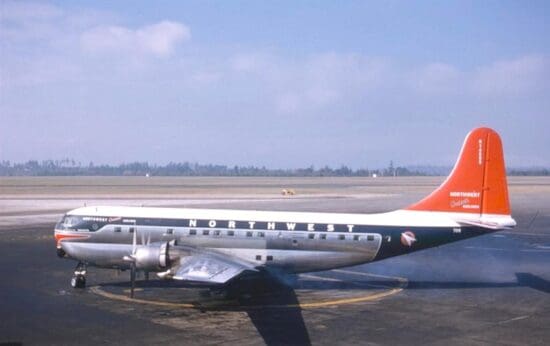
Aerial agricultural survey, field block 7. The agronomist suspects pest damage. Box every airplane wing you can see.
[172,250,258,284]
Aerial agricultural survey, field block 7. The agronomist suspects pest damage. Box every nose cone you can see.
[54,230,90,256]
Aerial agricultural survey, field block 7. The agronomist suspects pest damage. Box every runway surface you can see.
[1,177,549,345]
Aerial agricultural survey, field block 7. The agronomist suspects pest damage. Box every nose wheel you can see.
[71,262,87,288]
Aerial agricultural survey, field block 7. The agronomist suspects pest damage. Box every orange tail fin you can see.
[406,127,511,216]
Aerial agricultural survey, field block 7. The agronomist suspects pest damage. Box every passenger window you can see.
[255,255,262,261]
[338,234,346,240]
[320,234,327,240]
[114,227,121,233]
[367,235,374,241]
[189,229,197,235]
[266,255,273,261]
[129,227,135,233]
[203,230,210,236]
[308,233,315,239]
[246,231,253,237]
[227,230,235,236]
[166,228,174,235]
[257,232,265,237]
[214,230,221,236]
[353,235,360,241]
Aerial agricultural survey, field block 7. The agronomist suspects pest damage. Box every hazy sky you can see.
[1,1,549,168]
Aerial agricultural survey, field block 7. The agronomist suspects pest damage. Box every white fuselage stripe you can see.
[67,206,515,229]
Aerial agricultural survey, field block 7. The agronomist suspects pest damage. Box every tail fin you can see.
[406,127,511,216]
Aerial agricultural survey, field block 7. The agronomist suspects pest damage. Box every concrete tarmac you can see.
[0,177,549,345]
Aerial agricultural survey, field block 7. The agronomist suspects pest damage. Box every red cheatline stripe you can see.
[54,233,90,245]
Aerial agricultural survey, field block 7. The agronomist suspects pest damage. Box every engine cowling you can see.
[133,241,175,271]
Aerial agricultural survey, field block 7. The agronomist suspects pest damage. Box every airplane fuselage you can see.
[55,206,490,274]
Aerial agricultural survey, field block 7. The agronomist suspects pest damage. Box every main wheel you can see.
[71,275,86,288]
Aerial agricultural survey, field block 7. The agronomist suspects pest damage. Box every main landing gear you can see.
[71,262,87,288]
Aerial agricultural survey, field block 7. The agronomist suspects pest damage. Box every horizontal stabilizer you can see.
[455,219,514,230]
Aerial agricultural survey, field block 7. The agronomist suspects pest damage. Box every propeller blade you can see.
[132,225,137,254]
[130,262,136,298]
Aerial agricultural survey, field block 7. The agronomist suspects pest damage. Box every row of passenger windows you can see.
[187,229,375,241]
[188,229,266,237]
[114,227,135,233]
[112,226,376,241]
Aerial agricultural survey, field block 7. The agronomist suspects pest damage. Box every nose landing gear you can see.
[56,247,66,258]
[71,262,87,288]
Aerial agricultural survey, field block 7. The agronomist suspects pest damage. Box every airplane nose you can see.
[55,231,66,257]
[54,230,90,258]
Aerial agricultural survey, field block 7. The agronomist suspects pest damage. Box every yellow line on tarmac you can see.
[289,287,405,309]
[300,274,343,282]
[89,270,408,310]
[90,286,197,308]
[333,269,409,286]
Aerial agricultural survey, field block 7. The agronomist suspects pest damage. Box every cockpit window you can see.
[64,216,81,226]
[56,215,81,230]
[55,215,106,232]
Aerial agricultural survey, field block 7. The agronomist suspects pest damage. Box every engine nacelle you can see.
[133,241,174,271]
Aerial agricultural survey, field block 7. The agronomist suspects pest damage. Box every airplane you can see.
[54,127,516,297]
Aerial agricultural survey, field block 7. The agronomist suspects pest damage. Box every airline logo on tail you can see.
[449,191,481,210]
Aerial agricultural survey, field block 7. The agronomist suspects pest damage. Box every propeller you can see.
[130,225,137,298]
[123,225,138,298]
[123,226,152,298]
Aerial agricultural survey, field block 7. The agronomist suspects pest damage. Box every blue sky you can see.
[1,1,549,168]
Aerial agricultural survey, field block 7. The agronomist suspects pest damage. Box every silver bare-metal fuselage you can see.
[55,209,384,274]
[55,206,496,279]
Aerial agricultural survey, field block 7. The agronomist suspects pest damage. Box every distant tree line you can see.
[508,168,550,176]
[0,159,547,177]
[0,159,423,177]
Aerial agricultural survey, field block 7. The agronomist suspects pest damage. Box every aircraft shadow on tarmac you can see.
[98,271,549,346]
[105,274,313,346]
[226,276,312,346]
[515,272,550,294]
[396,272,549,293]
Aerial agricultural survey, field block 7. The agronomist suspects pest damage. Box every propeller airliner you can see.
[55,127,516,297]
